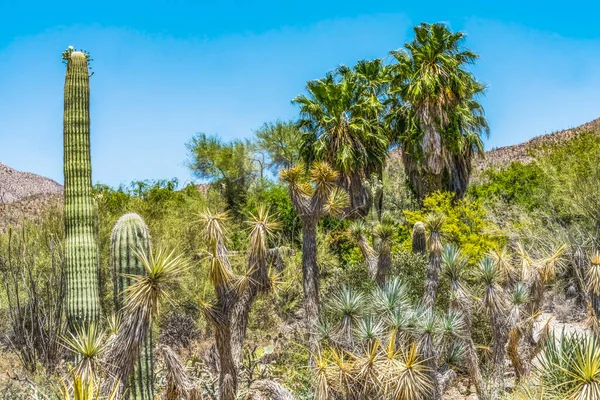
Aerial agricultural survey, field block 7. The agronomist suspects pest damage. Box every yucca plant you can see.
[41,373,122,400]
[477,256,508,398]
[198,205,282,400]
[441,244,488,398]
[525,332,600,400]
[350,214,398,284]
[330,287,365,347]
[281,161,349,363]
[313,339,432,399]
[107,246,188,398]
[587,251,600,325]
[422,213,445,309]
[63,323,107,383]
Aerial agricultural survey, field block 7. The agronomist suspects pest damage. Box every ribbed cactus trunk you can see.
[412,222,427,254]
[111,213,154,400]
[63,50,101,328]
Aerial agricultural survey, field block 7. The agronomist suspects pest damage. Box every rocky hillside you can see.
[0,163,63,231]
[0,162,62,203]
[473,117,600,171]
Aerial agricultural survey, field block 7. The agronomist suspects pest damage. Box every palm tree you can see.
[388,22,489,201]
[281,162,349,363]
[293,66,389,217]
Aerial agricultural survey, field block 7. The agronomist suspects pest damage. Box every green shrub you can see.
[405,191,502,263]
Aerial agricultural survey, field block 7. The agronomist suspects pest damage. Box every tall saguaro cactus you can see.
[63,47,101,327]
[111,213,154,399]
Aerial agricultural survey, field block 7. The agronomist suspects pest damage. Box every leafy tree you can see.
[255,120,303,172]
[186,133,259,213]
[388,22,489,201]
[293,66,390,217]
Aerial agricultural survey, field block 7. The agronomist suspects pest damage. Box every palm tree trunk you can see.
[302,220,320,365]
[342,172,370,218]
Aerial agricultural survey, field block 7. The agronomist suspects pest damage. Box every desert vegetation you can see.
[2,23,600,400]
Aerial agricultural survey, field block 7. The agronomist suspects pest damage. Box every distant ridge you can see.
[473,117,600,171]
[0,162,62,204]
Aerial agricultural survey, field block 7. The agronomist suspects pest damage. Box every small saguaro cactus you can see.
[412,221,427,254]
[111,213,154,399]
[62,46,101,327]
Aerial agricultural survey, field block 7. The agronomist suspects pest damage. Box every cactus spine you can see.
[63,48,101,327]
[111,213,154,399]
[412,221,427,254]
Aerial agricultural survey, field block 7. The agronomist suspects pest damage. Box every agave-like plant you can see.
[108,246,188,396]
[37,373,122,400]
[521,332,600,400]
[330,286,365,346]
[63,323,108,383]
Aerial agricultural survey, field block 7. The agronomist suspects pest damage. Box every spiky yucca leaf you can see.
[352,339,383,396]
[198,209,229,246]
[489,245,514,284]
[248,205,279,262]
[313,352,330,400]
[442,244,468,297]
[386,307,415,345]
[124,247,188,316]
[316,318,336,343]
[588,251,600,296]
[478,256,506,316]
[375,224,395,245]
[327,347,355,397]
[198,297,226,328]
[349,220,370,242]
[444,342,466,369]
[63,323,107,382]
[355,315,384,343]
[535,332,600,400]
[539,244,566,284]
[279,164,305,187]
[324,187,349,216]
[331,287,365,344]
[46,374,122,400]
[508,282,530,328]
[391,343,432,400]
[106,314,121,337]
[310,161,339,197]
[441,309,467,340]
[515,242,535,282]
[372,277,410,315]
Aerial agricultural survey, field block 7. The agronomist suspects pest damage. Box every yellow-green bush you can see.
[405,191,503,263]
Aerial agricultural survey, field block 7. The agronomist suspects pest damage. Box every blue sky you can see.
[1,1,599,187]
